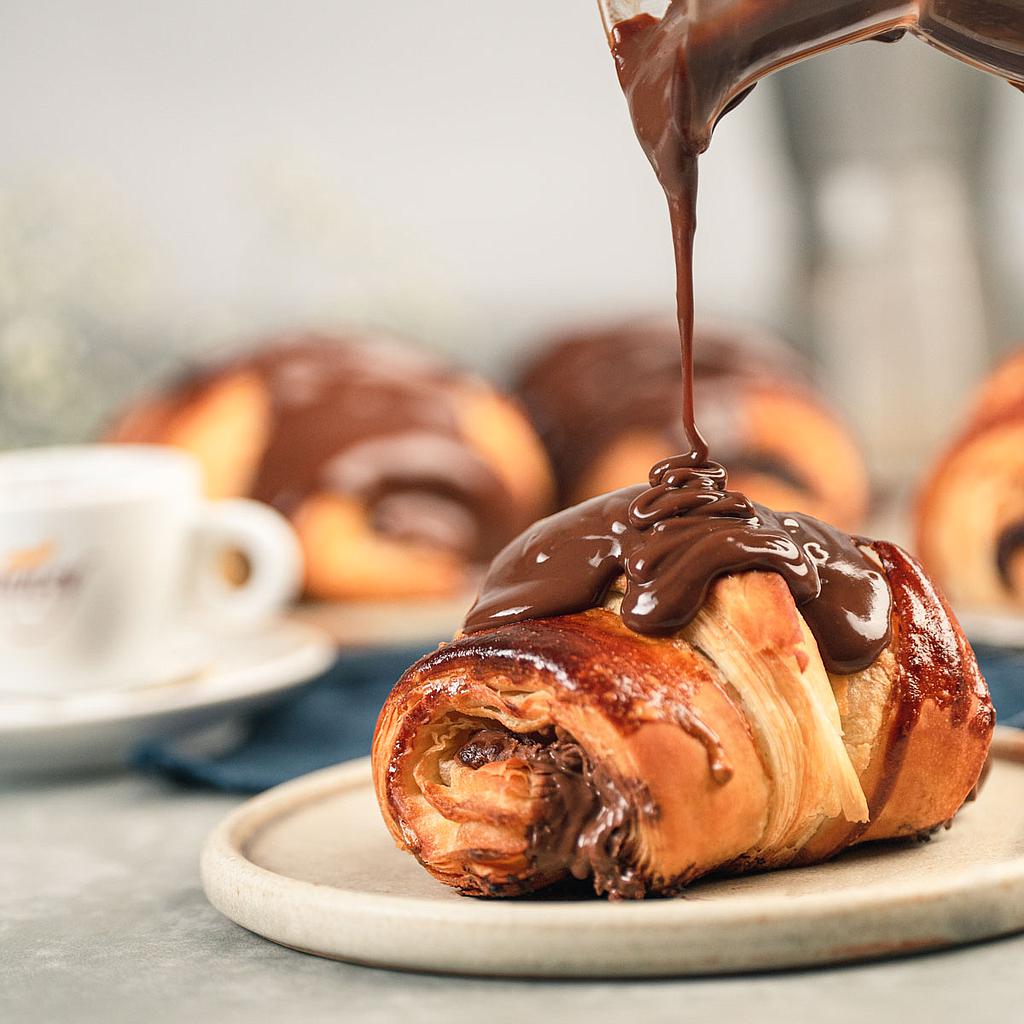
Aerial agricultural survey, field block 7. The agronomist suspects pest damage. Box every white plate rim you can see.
[289,591,473,650]
[958,609,1024,649]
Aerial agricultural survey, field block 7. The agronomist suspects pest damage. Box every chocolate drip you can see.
[608,4,924,470]
[473,3,1023,661]
[996,520,1024,591]
[607,2,1024,473]
[465,456,891,675]
[916,2,1024,83]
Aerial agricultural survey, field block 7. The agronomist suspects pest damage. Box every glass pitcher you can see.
[596,1,1024,100]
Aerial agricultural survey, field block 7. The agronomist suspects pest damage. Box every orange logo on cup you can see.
[0,541,85,640]
[6,541,56,572]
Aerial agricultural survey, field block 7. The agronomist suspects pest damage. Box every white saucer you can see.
[958,609,1024,649]
[201,728,1024,978]
[0,620,336,777]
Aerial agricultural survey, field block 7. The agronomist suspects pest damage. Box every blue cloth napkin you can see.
[134,645,432,792]
[136,643,1024,793]
[976,644,1024,727]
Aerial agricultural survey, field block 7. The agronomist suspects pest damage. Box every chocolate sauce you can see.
[465,456,890,674]
[163,335,535,560]
[996,520,1024,591]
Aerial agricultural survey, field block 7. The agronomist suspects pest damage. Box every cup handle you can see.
[189,499,302,630]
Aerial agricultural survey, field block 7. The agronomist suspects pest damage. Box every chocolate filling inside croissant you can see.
[453,725,649,899]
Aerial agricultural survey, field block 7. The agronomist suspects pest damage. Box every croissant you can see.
[373,480,993,898]
[518,317,869,530]
[108,332,554,601]
[917,349,1024,610]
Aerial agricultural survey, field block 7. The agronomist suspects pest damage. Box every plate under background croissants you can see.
[201,728,1024,978]
[956,610,1024,651]
[287,588,477,650]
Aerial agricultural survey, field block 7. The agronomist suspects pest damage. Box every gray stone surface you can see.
[2,773,1021,1024]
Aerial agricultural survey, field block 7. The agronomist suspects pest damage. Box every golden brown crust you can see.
[292,494,469,601]
[372,548,993,898]
[916,349,1024,610]
[857,543,993,839]
[373,604,771,895]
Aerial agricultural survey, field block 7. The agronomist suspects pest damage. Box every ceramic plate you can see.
[0,620,335,776]
[289,590,475,649]
[201,728,1024,977]
[959,610,1024,650]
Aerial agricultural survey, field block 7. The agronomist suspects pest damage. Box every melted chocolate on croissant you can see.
[455,727,649,899]
[465,455,890,674]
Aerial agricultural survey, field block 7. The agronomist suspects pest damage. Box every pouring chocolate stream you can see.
[466,1,1024,673]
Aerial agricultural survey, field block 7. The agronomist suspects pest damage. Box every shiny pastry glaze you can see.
[169,335,529,560]
[864,543,995,826]
[383,563,992,895]
[465,456,891,675]
[517,318,812,503]
[438,607,733,782]
[795,541,995,862]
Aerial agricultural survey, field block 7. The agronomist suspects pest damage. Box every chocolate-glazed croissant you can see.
[917,349,1024,611]
[373,479,992,898]
[518,317,869,530]
[108,333,554,601]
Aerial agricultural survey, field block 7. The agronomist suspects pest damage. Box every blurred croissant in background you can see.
[917,348,1024,612]
[108,332,554,602]
[517,317,869,530]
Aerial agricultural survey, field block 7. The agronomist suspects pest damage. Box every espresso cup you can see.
[0,445,302,696]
